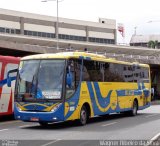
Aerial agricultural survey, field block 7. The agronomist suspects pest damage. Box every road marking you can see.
[0,129,9,132]
[150,132,160,141]
[19,125,32,128]
[41,139,61,146]
[146,132,160,146]
[145,114,159,118]
[101,122,117,127]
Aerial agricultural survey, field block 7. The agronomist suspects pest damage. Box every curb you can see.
[147,133,160,146]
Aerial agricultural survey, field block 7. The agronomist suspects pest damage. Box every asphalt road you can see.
[0,105,160,146]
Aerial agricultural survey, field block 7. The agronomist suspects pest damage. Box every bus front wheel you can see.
[79,106,88,126]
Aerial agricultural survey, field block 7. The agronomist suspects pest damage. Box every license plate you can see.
[30,117,39,121]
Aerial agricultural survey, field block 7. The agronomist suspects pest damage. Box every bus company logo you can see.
[2,140,18,146]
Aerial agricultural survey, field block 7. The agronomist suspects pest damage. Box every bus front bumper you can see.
[14,105,64,122]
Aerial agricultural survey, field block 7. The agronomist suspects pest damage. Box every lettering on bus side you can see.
[82,91,87,94]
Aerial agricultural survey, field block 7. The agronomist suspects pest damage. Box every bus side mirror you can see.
[7,76,11,87]
[7,68,18,87]
[143,89,150,98]
[66,72,73,88]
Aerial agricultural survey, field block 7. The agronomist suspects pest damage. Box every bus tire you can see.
[130,99,138,116]
[79,105,88,126]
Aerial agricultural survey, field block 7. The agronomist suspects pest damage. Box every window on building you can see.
[47,33,51,38]
[38,32,42,37]
[0,27,5,33]
[88,37,115,44]
[6,28,10,33]
[100,38,103,43]
[70,35,74,40]
[24,30,27,35]
[33,31,38,36]
[28,31,32,36]
[75,36,79,41]
[65,35,69,40]
[42,32,47,37]
[51,33,55,38]
[111,39,114,44]
[11,29,15,34]
[15,29,20,34]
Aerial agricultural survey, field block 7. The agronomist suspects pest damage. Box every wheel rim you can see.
[81,109,87,124]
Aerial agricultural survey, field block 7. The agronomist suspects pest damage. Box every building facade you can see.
[0,8,116,48]
[130,34,160,49]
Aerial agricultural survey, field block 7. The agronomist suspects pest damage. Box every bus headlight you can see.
[51,103,62,112]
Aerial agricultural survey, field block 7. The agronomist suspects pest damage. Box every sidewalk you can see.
[151,100,160,105]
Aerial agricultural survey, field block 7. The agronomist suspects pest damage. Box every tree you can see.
[148,40,159,49]
[154,40,159,49]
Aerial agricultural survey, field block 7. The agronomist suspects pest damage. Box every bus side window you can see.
[83,60,104,82]
[104,63,125,82]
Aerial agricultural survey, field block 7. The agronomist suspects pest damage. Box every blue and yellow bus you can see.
[11,52,151,125]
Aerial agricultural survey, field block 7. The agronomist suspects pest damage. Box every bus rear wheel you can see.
[130,100,138,116]
[79,106,88,126]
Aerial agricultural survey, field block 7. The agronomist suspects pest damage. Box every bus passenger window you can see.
[83,60,103,82]
[83,65,90,81]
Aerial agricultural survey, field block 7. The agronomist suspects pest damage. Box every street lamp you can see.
[42,0,64,50]
[134,26,137,35]
[134,20,160,35]
[147,20,160,23]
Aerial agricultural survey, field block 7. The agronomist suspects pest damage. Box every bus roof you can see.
[0,55,20,62]
[22,52,149,68]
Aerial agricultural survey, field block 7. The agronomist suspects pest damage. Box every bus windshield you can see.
[16,59,65,101]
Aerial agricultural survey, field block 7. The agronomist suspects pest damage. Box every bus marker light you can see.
[53,117,57,120]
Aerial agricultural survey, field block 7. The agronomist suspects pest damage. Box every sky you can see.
[0,0,160,44]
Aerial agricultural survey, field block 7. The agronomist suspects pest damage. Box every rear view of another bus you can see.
[0,56,20,116]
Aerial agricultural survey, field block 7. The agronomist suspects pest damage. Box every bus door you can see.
[65,59,81,120]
